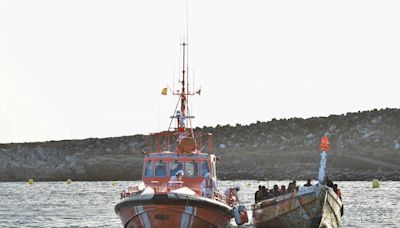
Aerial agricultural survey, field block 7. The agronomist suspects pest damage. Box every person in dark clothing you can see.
[256,186,268,202]
[273,184,280,197]
[333,184,342,200]
[292,180,297,188]
[287,182,294,193]
[304,178,312,187]
[324,176,334,188]
[260,186,268,200]
[255,185,262,202]
[266,189,273,199]
[280,185,287,195]
[269,189,274,198]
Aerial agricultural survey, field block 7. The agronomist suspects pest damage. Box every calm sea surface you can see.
[0,181,398,228]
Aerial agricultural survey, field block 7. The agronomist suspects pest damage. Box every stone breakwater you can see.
[1,108,399,181]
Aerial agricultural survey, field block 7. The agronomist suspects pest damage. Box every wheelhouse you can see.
[142,152,218,194]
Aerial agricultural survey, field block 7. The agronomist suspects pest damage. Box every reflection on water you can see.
[0,181,398,227]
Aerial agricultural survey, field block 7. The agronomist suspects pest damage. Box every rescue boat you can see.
[251,136,343,228]
[115,42,248,228]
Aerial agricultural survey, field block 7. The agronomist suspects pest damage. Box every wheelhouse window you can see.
[154,160,167,177]
[169,161,183,176]
[201,161,210,177]
[185,161,198,177]
[144,161,153,177]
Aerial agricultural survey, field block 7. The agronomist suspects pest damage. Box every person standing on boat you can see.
[169,170,184,188]
[201,172,216,198]
[255,185,262,202]
[273,184,281,197]
[324,175,334,188]
[304,178,312,187]
[224,186,240,206]
[333,184,342,200]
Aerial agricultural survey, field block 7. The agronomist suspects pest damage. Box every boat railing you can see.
[120,185,141,199]
[146,180,186,193]
[213,191,228,204]
[150,181,161,192]
[128,185,140,192]
[167,181,184,192]
[147,131,213,154]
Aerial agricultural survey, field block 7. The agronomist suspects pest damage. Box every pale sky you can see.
[0,0,399,143]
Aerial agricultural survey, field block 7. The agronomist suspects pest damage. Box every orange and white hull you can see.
[115,193,233,228]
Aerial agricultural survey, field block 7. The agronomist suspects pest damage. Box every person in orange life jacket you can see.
[201,172,216,198]
[224,186,240,205]
[169,170,184,188]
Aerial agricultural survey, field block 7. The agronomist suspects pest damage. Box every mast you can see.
[169,41,194,135]
[157,1,213,154]
[171,1,195,141]
[181,42,187,117]
[173,41,191,141]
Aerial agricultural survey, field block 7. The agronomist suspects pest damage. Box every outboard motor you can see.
[233,205,248,225]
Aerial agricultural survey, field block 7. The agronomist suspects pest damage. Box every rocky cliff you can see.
[1,108,399,181]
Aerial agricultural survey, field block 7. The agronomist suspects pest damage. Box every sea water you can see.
[0,181,399,228]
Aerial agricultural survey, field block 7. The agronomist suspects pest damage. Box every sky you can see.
[0,0,399,143]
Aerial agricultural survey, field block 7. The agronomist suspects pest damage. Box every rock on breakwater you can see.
[1,108,399,181]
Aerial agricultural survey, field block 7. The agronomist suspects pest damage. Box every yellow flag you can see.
[161,88,168,95]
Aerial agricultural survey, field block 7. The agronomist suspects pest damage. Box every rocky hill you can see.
[1,108,399,181]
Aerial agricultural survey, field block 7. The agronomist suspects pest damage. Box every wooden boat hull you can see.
[115,192,233,228]
[252,185,342,228]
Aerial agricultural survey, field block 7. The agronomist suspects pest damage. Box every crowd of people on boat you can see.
[166,169,342,205]
[254,180,300,202]
[254,177,342,203]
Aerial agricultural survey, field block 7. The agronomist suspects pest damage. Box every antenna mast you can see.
[181,42,187,116]
[170,0,196,138]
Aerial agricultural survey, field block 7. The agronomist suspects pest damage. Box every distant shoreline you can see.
[1,108,399,182]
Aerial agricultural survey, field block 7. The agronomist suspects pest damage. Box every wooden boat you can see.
[252,183,343,228]
[252,136,343,228]
[115,42,248,228]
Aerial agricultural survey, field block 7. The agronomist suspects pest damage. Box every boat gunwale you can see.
[253,189,317,209]
[115,192,233,216]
